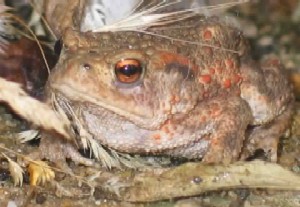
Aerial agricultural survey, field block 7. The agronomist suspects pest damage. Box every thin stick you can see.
[0,12,51,74]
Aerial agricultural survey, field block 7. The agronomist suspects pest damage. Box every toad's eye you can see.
[114,59,143,84]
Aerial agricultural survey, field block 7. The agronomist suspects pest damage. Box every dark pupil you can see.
[118,64,142,77]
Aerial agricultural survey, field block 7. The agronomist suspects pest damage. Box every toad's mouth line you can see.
[50,84,216,154]
[50,83,170,130]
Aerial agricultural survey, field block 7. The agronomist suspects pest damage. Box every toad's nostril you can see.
[83,63,92,70]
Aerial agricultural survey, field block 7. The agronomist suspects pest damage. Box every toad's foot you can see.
[241,103,293,162]
[36,132,97,173]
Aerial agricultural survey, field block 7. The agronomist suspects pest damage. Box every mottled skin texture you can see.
[42,17,293,164]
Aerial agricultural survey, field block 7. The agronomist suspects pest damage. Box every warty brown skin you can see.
[42,17,293,164]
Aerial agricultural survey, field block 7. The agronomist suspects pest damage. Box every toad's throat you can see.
[50,84,215,154]
[76,102,214,154]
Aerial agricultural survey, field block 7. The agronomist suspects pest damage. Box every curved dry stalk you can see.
[28,0,57,40]
[51,93,158,169]
[2,152,24,186]
[94,161,300,202]
[87,0,245,54]
[0,145,90,184]
[136,29,240,54]
[0,5,11,53]
[0,77,69,138]
[0,12,51,74]
[93,0,249,32]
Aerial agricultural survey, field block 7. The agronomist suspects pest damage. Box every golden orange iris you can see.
[115,59,143,83]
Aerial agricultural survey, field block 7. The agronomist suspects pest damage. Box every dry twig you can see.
[0,77,70,139]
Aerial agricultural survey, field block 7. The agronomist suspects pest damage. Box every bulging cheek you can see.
[133,84,165,113]
[140,74,199,116]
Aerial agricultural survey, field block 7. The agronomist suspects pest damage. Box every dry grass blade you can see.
[18,130,40,143]
[98,161,300,202]
[0,77,70,139]
[28,160,55,186]
[93,0,249,32]
[2,153,24,186]
[83,136,121,169]
[51,93,122,169]
[28,0,56,40]
[51,93,153,169]
[139,30,240,53]
[0,5,11,53]
[0,12,51,74]
[0,145,93,188]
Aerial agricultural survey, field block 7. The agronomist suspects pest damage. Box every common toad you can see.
[41,17,293,165]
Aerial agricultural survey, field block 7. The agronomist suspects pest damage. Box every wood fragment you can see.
[92,161,300,202]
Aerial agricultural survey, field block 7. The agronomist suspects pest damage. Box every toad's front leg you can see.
[36,132,96,172]
[201,96,253,164]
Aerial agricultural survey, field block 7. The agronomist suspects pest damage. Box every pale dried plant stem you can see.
[94,0,249,32]
[0,77,69,138]
[28,0,57,40]
[51,94,122,169]
[0,6,10,52]
[2,152,24,186]
[0,145,90,183]
[136,30,240,53]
